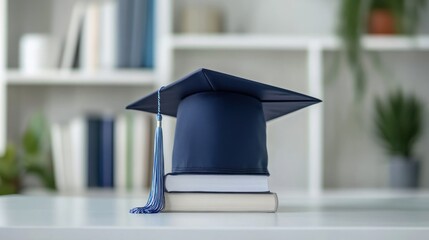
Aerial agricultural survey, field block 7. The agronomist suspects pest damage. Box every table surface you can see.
[2,191,429,240]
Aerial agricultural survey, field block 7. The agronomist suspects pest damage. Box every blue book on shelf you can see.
[87,117,101,187]
[130,0,148,68]
[117,0,134,68]
[143,0,154,68]
[99,117,115,187]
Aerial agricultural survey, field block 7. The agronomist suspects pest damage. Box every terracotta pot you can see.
[368,9,396,35]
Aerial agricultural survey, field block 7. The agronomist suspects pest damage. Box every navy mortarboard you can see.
[127,68,321,213]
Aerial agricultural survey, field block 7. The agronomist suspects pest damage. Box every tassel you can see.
[130,88,165,214]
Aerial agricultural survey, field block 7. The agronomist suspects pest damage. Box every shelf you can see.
[173,35,317,50]
[3,194,429,240]
[172,34,429,51]
[6,69,156,86]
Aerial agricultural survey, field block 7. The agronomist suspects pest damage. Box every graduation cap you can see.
[127,68,321,214]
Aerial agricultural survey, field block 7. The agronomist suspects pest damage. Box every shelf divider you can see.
[6,69,156,86]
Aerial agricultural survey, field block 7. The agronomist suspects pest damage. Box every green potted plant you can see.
[337,0,427,96]
[374,90,424,188]
[21,113,56,190]
[0,144,20,195]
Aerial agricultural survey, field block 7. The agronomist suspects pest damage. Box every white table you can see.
[1,192,429,240]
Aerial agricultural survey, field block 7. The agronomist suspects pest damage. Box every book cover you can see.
[164,193,278,212]
[131,114,145,190]
[130,0,147,68]
[99,117,115,187]
[125,113,134,190]
[50,123,66,192]
[69,117,88,192]
[60,1,87,69]
[165,174,270,193]
[87,116,101,187]
[80,1,100,71]
[114,114,127,190]
[61,123,73,191]
[100,0,118,69]
[117,0,133,68]
[143,0,155,68]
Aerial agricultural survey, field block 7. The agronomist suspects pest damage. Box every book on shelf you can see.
[50,123,66,191]
[100,0,118,69]
[60,0,155,71]
[143,0,155,68]
[117,0,133,68]
[69,117,88,191]
[50,113,152,193]
[130,0,147,68]
[165,174,270,193]
[80,1,100,71]
[114,113,151,191]
[99,117,115,187]
[60,1,86,69]
[164,193,278,212]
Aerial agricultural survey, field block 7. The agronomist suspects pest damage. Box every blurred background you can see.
[0,0,428,196]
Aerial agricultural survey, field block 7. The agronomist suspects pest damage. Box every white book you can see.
[61,124,73,192]
[114,114,127,190]
[68,117,88,192]
[60,1,87,69]
[99,0,118,69]
[132,114,151,190]
[140,114,151,188]
[80,1,100,71]
[165,174,270,193]
[50,123,66,192]
[164,193,278,212]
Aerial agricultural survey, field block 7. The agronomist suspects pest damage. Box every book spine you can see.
[87,117,100,187]
[130,0,147,68]
[143,0,155,68]
[114,114,127,190]
[69,117,87,192]
[125,113,134,190]
[60,1,86,69]
[141,114,151,188]
[132,114,144,190]
[50,123,66,192]
[163,193,278,213]
[117,0,133,68]
[61,124,73,191]
[80,1,100,71]
[100,0,118,69]
[100,117,115,187]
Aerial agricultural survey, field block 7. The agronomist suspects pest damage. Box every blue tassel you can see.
[130,88,165,214]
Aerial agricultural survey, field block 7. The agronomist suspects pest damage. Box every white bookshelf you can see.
[0,0,6,154]
[0,0,163,145]
[6,69,156,86]
[1,0,429,195]
[172,34,429,51]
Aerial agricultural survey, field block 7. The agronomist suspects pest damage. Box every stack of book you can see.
[163,174,278,212]
[50,113,151,193]
[60,0,155,70]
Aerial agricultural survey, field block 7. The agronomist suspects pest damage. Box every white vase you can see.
[389,156,420,188]
[19,34,60,73]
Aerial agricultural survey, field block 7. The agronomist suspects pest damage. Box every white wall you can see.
[323,51,429,189]
[173,0,339,34]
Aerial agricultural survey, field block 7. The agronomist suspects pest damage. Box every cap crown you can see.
[172,92,269,175]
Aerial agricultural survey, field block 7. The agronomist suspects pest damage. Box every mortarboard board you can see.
[127,68,321,213]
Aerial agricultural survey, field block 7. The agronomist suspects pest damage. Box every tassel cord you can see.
[130,87,165,214]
